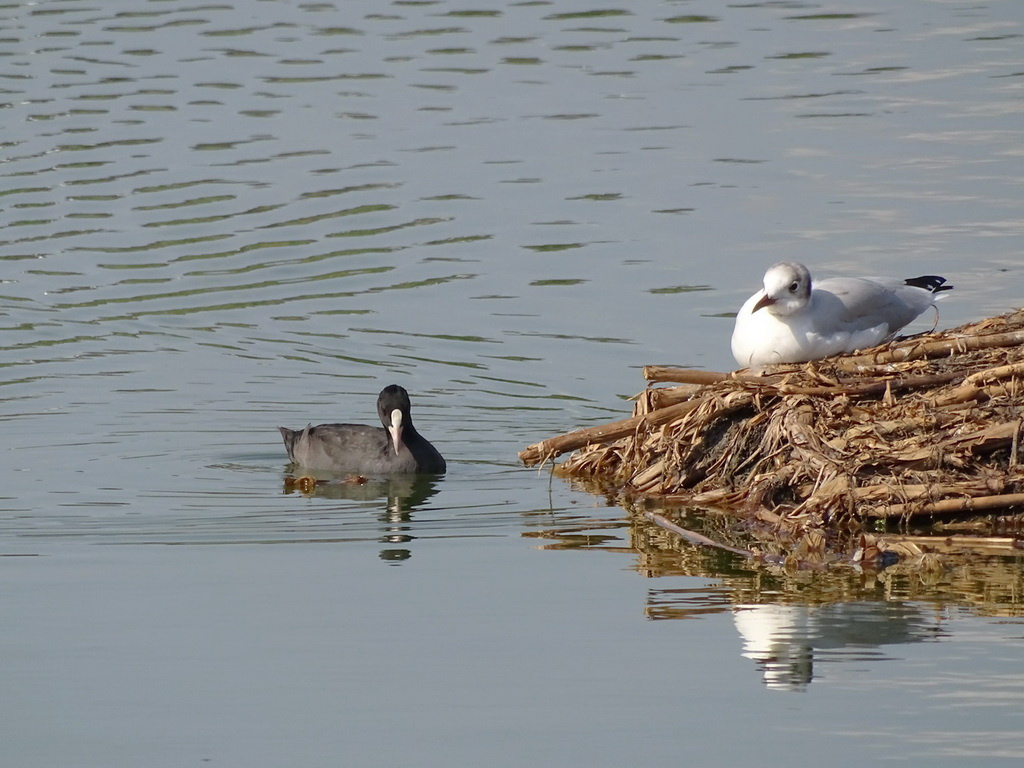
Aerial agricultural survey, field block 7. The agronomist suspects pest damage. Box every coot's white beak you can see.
[388,408,403,454]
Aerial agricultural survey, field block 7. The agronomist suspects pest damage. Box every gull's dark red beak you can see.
[752,294,776,313]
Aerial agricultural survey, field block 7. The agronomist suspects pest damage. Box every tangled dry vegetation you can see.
[520,309,1024,563]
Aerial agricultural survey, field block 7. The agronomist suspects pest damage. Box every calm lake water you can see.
[2,1,1023,765]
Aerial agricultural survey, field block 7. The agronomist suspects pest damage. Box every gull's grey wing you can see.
[812,276,937,334]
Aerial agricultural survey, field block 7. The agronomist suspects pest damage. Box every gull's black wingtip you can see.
[904,275,953,294]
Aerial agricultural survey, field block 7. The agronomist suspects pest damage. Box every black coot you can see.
[279,385,446,474]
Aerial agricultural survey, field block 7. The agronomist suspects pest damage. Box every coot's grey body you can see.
[279,385,446,474]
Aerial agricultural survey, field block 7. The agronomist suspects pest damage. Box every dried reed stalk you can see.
[867,492,1024,519]
[644,511,752,557]
[518,398,707,466]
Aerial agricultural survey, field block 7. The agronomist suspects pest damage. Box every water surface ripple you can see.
[1,2,1023,765]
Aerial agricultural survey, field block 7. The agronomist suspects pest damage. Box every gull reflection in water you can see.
[733,601,943,691]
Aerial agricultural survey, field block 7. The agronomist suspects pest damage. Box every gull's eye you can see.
[788,281,800,293]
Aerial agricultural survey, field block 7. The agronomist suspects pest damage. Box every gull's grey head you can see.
[753,261,812,316]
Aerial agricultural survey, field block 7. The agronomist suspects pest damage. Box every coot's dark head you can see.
[377,385,413,454]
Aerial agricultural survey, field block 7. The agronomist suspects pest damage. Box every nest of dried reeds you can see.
[521,308,1024,558]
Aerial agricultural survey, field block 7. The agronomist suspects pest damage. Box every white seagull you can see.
[731,261,952,368]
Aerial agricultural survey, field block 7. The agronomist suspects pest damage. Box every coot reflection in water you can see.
[281,473,444,564]
[282,472,441,509]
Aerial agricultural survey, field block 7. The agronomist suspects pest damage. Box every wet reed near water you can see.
[521,309,1024,564]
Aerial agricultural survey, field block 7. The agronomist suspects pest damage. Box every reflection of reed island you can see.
[522,308,1024,566]
[625,515,1003,692]
[629,506,1024,619]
